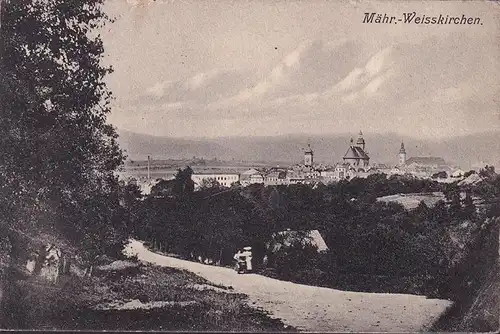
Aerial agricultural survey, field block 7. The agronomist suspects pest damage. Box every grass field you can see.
[377,192,445,210]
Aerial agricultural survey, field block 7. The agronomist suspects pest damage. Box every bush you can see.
[273,242,319,279]
[463,170,476,178]
[432,171,448,179]
[293,268,327,286]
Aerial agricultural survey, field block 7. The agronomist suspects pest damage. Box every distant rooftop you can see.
[405,157,446,165]
[192,170,240,175]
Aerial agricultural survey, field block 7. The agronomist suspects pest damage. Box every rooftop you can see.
[193,171,240,175]
[343,145,370,160]
[405,157,446,165]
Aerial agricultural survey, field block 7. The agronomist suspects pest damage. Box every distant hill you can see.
[117,130,239,161]
[117,129,500,170]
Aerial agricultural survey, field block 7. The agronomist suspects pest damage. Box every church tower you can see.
[304,143,314,167]
[356,131,365,151]
[399,141,406,165]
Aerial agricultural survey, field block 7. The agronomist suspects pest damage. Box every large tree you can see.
[0,0,125,327]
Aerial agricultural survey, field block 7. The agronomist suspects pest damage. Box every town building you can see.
[320,168,335,182]
[372,163,392,174]
[397,141,450,175]
[264,170,288,186]
[239,168,261,186]
[405,157,447,168]
[305,169,321,179]
[191,172,240,189]
[287,177,306,185]
[249,173,264,184]
[335,163,350,179]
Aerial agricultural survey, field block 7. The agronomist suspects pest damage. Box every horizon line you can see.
[115,127,500,141]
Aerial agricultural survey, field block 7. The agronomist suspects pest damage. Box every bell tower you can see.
[356,131,366,150]
[399,141,406,165]
[304,143,314,167]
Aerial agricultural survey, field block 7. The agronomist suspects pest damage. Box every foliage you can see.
[432,171,448,179]
[198,178,222,192]
[463,170,476,178]
[273,241,319,279]
[1,0,127,255]
[150,167,195,199]
[173,167,195,198]
[130,169,498,303]
[0,0,129,327]
[150,179,176,197]
[478,165,496,179]
[332,173,442,202]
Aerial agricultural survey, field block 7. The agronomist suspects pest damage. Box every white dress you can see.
[241,250,253,270]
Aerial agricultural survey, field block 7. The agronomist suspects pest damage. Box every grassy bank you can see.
[10,262,294,331]
[429,219,499,332]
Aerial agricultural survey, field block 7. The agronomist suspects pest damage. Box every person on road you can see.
[241,246,253,271]
[233,249,243,261]
[233,248,246,271]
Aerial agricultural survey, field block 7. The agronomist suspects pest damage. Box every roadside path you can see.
[124,240,452,332]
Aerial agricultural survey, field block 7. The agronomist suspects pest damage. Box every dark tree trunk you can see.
[0,233,28,329]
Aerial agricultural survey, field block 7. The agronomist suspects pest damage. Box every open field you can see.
[377,192,446,210]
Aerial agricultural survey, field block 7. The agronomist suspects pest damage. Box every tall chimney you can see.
[147,155,151,180]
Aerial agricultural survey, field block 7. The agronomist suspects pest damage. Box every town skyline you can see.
[117,128,500,170]
[101,0,499,139]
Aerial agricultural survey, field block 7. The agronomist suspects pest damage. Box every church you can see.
[343,131,370,169]
[397,141,449,174]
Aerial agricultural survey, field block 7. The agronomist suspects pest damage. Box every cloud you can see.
[283,41,311,67]
[333,68,364,93]
[213,41,315,107]
[431,79,491,105]
[362,69,395,95]
[341,92,358,103]
[162,102,185,110]
[210,39,373,110]
[183,69,230,91]
[365,47,393,76]
[136,68,254,106]
[145,81,174,98]
[268,92,319,107]
[324,46,394,97]
[114,32,499,139]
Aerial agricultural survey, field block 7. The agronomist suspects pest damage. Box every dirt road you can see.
[124,240,452,332]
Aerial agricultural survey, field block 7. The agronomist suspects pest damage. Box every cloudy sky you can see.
[101,0,500,139]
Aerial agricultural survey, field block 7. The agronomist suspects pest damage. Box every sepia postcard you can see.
[0,0,499,332]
